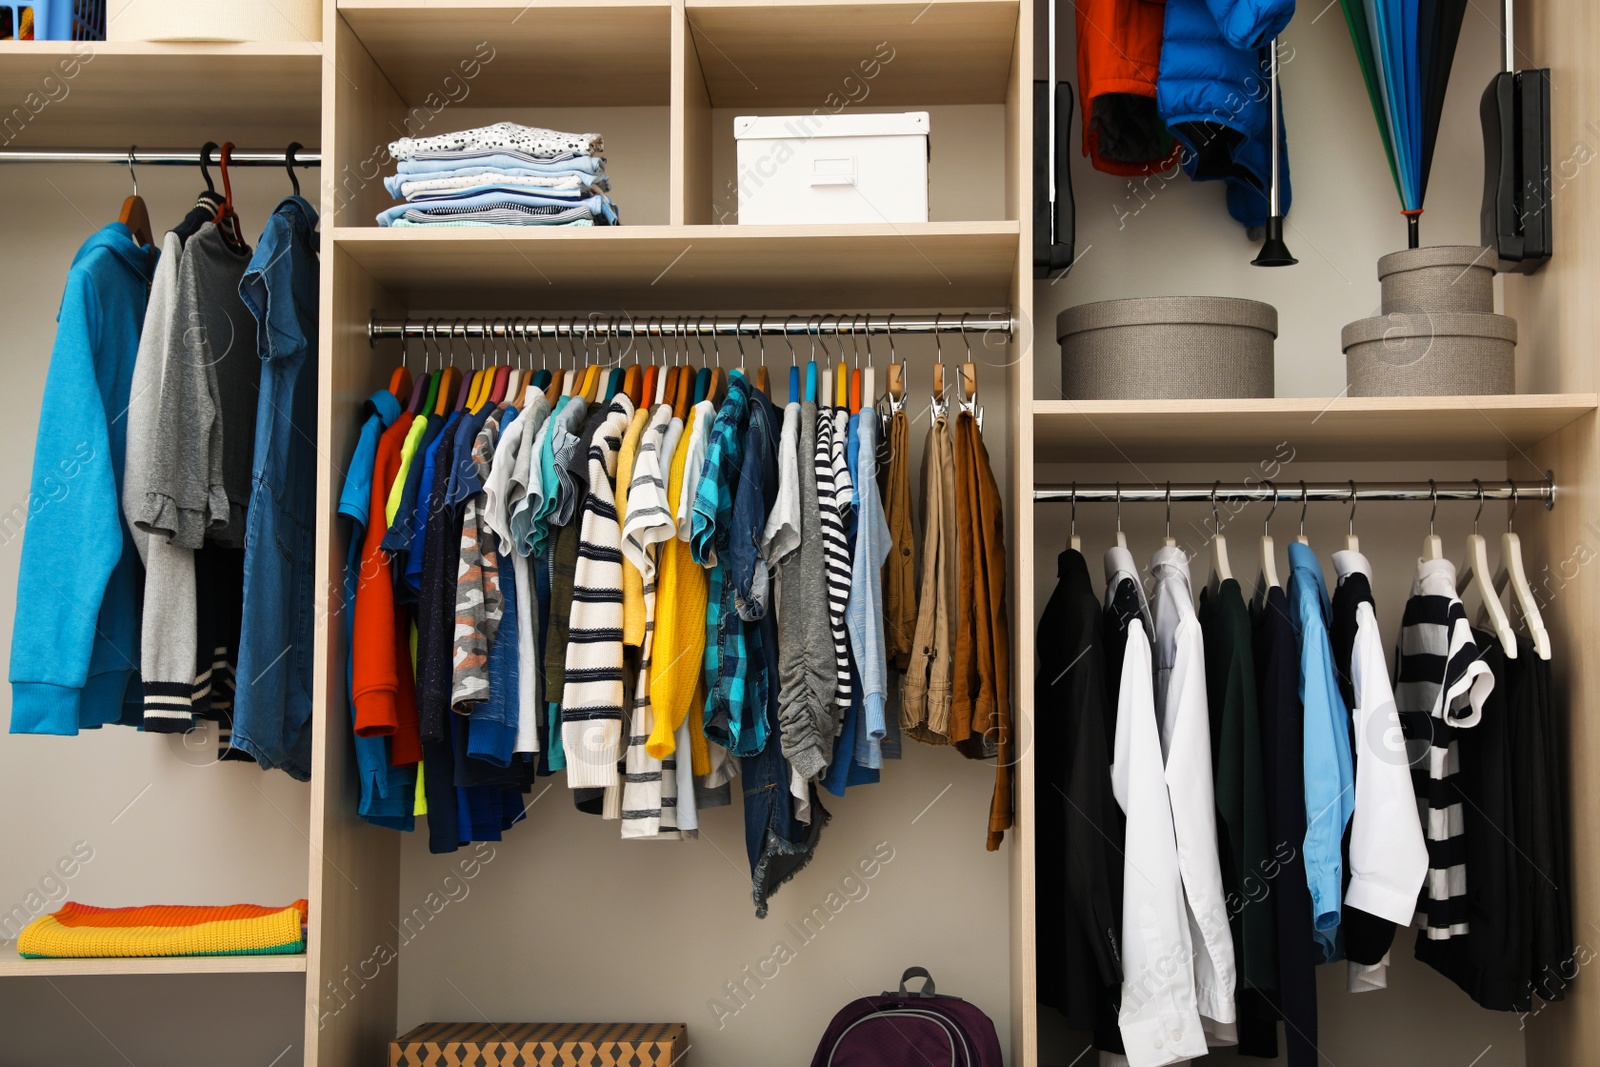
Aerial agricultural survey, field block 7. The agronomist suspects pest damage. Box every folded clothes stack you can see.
[17,899,308,958]
[379,121,618,228]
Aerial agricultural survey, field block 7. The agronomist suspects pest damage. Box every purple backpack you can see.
[809,968,1003,1067]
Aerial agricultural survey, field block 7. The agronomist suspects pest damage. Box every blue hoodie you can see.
[11,223,155,734]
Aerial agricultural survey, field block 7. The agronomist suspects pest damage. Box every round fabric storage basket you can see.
[1377,245,1496,314]
[1342,312,1516,396]
[1057,296,1276,399]
[109,0,319,41]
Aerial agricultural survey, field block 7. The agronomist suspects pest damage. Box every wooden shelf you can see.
[0,945,307,978]
[339,1,672,107]
[0,42,322,148]
[334,221,1020,308]
[685,0,1018,107]
[1033,394,1599,463]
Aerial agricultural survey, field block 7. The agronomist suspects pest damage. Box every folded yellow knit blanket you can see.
[17,900,307,958]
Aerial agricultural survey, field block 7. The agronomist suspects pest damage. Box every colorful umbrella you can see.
[1339,0,1468,247]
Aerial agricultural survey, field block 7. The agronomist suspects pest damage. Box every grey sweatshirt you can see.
[130,222,253,549]
[122,231,199,731]
[776,399,836,780]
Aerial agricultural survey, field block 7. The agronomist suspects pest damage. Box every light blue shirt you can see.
[846,414,891,768]
[1287,541,1356,961]
[377,191,618,226]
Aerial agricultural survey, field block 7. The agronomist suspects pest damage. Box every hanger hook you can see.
[127,146,138,197]
[834,314,845,363]
[1264,480,1278,535]
[736,315,749,363]
[1348,480,1358,537]
[934,313,944,359]
[961,312,973,362]
[1298,480,1308,538]
[1507,479,1518,531]
[864,315,874,367]
[758,315,766,364]
[1212,480,1221,531]
[1070,482,1078,539]
[886,313,897,363]
[1115,482,1123,534]
[783,314,798,364]
[1473,478,1485,533]
[284,141,302,198]
[199,141,217,193]
[1429,479,1438,534]
[1165,482,1172,540]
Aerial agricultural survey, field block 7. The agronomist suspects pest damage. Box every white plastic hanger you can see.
[1422,479,1445,560]
[1068,484,1082,553]
[1295,480,1310,546]
[1115,482,1128,550]
[1457,480,1518,658]
[1344,480,1360,552]
[1257,481,1281,598]
[1491,480,1552,660]
[1210,482,1233,588]
[1163,483,1177,548]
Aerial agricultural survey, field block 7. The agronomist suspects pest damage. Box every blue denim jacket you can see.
[1287,541,1356,960]
[337,389,415,829]
[846,413,891,768]
[232,196,319,780]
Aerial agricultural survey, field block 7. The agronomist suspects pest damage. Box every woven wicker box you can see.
[390,1022,688,1067]
[1378,245,1496,314]
[1057,296,1276,400]
[1342,312,1516,396]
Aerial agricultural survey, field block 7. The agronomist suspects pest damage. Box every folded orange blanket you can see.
[17,900,307,959]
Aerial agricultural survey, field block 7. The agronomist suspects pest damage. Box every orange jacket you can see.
[351,411,422,766]
[1075,0,1181,176]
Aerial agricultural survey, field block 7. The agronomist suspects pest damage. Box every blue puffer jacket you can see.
[1159,0,1294,228]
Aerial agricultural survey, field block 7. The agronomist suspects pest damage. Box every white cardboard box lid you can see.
[733,112,930,141]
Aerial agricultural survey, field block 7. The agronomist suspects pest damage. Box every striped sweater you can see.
[1395,557,1494,941]
[562,396,634,788]
[817,406,855,731]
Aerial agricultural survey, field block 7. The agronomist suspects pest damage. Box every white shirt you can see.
[1149,546,1237,1046]
[1109,610,1209,1067]
[1333,550,1429,992]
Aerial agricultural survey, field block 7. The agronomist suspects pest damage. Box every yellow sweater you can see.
[616,407,651,648]
[646,410,710,760]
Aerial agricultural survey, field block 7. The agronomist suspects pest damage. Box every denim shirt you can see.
[232,196,320,779]
[846,412,892,768]
[336,389,415,828]
[1287,541,1356,961]
[718,384,780,758]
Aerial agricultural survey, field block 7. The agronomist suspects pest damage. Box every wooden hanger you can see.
[1257,483,1280,595]
[1491,484,1551,659]
[626,365,644,408]
[118,148,153,248]
[604,367,623,403]
[692,366,711,406]
[1458,482,1519,657]
[820,365,833,410]
[931,360,946,420]
[886,362,904,409]
[1294,482,1310,546]
[932,314,947,420]
[1210,482,1233,588]
[435,366,460,416]
[672,364,692,422]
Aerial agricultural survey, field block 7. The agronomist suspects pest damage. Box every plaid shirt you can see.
[689,375,763,754]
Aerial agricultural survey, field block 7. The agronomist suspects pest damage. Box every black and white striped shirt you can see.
[1395,557,1495,940]
[816,407,854,733]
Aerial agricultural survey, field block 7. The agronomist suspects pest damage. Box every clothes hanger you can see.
[452,320,476,412]
[506,318,528,404]
[213,142,249,252]
[1422,480,1445,560]
[885,315,905,419]
[434,319,460,416]
[1295,481,1310,545]
[1068,484,1082,553]
[530,320,550,392]
[639,324,657,409]
[117,147,154,249]
[283,141,303,199]
[390,319,415,404]
[959,313,983,431]
[1257,481,1281,597]
[931,313,947,420]
[623,328,643,407]
[705,317,728,407]
[753,317,771,397]
[815,316,832,408]
[1114,482,1128,550]
[464,321,491,412]
[860,315,875,416]
[799,316,817,403]
[488,320,512,406]
[833,316,849,412]
[1211,481,1233,588]
[783,316,799,403]
[1458,480,1519,657]
[1163,484,1177,548]
[846,316,863,415]
[1492,481,1552,660]
[1344,480,1360,552]
[673,334,694,421]
[403,322,428,410]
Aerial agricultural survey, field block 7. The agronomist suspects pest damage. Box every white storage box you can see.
[733,112,930,225]
[109,0,321,41]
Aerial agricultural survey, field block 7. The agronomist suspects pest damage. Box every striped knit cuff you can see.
[142,680,197,734]
[562,720,622,788]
